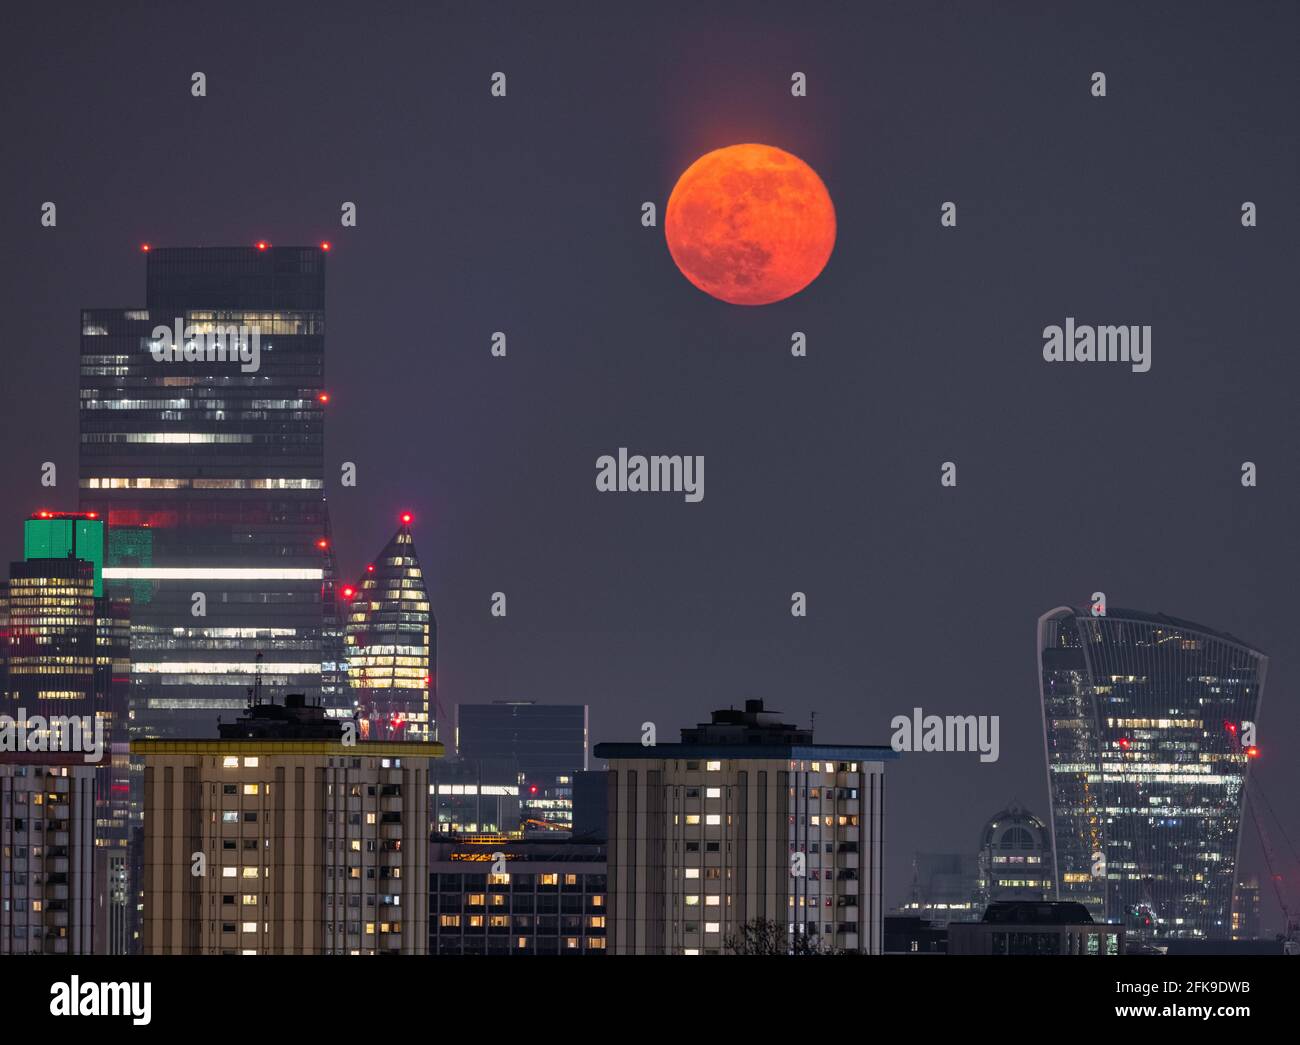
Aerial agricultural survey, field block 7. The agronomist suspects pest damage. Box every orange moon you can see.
[664,143,836,306]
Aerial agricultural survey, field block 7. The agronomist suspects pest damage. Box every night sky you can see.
[3,1,1296,925]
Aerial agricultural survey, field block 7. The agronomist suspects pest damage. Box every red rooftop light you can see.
[340,585,356,599]
[320,241,331,251]
[1245,746,1260,759]
[141,243,150,252]
[316,538,329,550]
[318,392,330,404]
[400,512,413,525]
[256,241,269,251]
[366,563,375,573]
[1118,737,1131,750]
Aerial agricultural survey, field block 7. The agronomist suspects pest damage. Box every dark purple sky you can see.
[3,0,1296,925]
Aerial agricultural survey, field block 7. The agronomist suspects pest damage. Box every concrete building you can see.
[594,699,897,955]
[0,756,98,954]
[133,692,441,954]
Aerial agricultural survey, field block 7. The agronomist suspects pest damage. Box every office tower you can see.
[1038,606,1266,939]
[0,758,98,954]
[456,701,587,830]
[571,769,609,841]
[344,514,434,742]
[895,853,980,927]
[975,803,1053,909]
[947,901,1124,955]
[318,520,351,722]
[134,691,442,954]
[80,245,332,740]
[429,758,522,836]
[1231,878,1261,940]
[594,699,897,955]
[429,836,607,954]
[0,511,133,953]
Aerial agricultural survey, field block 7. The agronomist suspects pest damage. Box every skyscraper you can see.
[79,245,332,739]
[0,513,134,952]
[595,699,896,955]
[1037,606,1266,940]
[344,514,434,742]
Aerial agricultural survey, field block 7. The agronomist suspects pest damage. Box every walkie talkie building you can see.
[1037,606,1266,940]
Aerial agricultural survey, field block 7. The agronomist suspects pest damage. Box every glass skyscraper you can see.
[344,515,434,742]
[79,245,333,739]
[1037,606,1266,940]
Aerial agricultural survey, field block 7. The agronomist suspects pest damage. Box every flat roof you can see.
[593,743,899,761]
[131,740,444,758]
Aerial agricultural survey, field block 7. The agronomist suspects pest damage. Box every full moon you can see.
[664,143,836,306]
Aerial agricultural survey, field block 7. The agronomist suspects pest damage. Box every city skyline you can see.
[2,0,1297,958]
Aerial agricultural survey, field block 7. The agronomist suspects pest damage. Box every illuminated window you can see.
[241,922,256,933]
[243,784,260,796]
[242,867,259,879]
[540,873,558,886]
[222,757,239,768]
[705,896,720,906]
[706,787,721,798]
[222,867,237,878]
[705,922,720,933]
[705,814,721,826]
[685,815,701,825]
[684,868,700,879]
[592,895,605,906]
[242,895,257,906]
[565,874,577,886]
[243,757,258,768]
[440,915,460,928]
[705,761,721,771]
[685,895,700,906]
[589,915,605,928]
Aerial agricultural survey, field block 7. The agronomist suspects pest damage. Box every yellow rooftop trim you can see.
[130,740,444,757]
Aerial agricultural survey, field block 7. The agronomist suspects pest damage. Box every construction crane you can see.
[1244,770,1300,953]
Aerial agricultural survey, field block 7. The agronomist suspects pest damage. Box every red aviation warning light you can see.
[141,243,150,252]
[320,241,331,251]
[256,241,269,251]
[1245,746,1260,759]
[316,538,329,550]
[340,585,356,600]
[366,563,375,573]
[318,392,330,404]
[1117,737,1131,751]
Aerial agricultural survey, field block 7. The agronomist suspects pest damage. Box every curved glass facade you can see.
[345,519,434,742]
[1037,606,1266,940]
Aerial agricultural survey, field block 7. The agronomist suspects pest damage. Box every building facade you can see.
[429,837,607,954]
[80,245,333,739]
[595,700,896,955]
[134,694,441,954]
[344,515,434,742]
[0,759,98,954]
[975,803,1053,910]
[456,701,588,831]
[948,901,1124,955]
[1038,606,1266,939]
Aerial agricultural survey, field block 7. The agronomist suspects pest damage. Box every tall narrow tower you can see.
[345,513,435,742]
[79,245,331,739]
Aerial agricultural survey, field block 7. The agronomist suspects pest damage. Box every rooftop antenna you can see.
[247,651,264,707]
